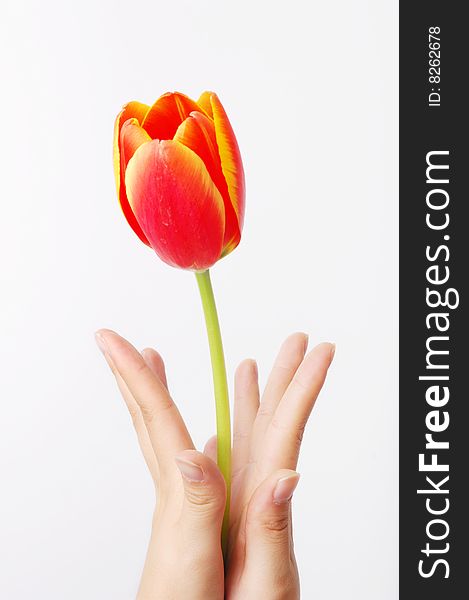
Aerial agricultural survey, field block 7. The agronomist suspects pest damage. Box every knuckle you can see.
[270,416,287,433]
[249,510,290,538]
[294,423,306,445]
[273,362,295,374]
[291,376,309,393]
[263,514,290,537]
[231,463,248,480]
[233,430,249,443]
[158,396,176,413]
[271,416,306,448]
[185,487,224,512]
[139,402,158,423]
[135,360,150,376]
[257,405,273,418]
[139,396,174,424]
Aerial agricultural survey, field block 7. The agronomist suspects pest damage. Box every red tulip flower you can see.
[113,91,245,271]
[113,91,246,553]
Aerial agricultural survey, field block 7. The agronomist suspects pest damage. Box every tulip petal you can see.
[196,91,214,118]
[204,93,245,248]
[113,101,150,245]
[120,118,152,169]
[113,101,149,194]
[174,112,240,252]
[125,139,225,270]
[142,92,207,141]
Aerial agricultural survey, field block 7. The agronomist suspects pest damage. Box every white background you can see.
[0,0,398,598]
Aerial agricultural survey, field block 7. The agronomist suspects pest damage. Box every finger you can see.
[142,347,168,389]
[96,329,194,472]
[114,370,159,482]
[244,469,300,569]
[175,449,226,543]
[96,339,158,478]
[232,359,259,477]
[252,333,308,456]
[263,343,335,472]
[203,435,217,463]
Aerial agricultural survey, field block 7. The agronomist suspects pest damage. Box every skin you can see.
[95,330,334,600]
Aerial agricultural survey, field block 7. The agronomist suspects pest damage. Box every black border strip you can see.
[399,3,467,597]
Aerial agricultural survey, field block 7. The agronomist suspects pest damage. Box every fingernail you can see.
[303,334,309,353]
[330,343,336,360]
[95,331,109,355]
[175,457,205,482]
[273,472,300,504]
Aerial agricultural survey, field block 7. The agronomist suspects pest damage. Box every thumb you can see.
[175,449,226,542]
[245,469,300,562]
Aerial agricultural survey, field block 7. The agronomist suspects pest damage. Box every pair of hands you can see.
[96,329,334,599]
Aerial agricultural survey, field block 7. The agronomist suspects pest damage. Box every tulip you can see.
[113,91,246,554]
[113,91,245,271]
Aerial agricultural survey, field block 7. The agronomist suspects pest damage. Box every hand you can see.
[208,334,334,599]
[96,330,334,599]
[95,329,226,600]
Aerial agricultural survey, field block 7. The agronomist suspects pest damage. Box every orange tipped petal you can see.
[141,92,207,141]
[205,93,245,242]
[124,139,225,270]
[196,91,214,118]
[174,112,240,252]
[113,101,150,246]
[120,119,152,169]
[113,101,149,195]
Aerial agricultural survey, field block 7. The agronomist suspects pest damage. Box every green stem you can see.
[195,269,231,556]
